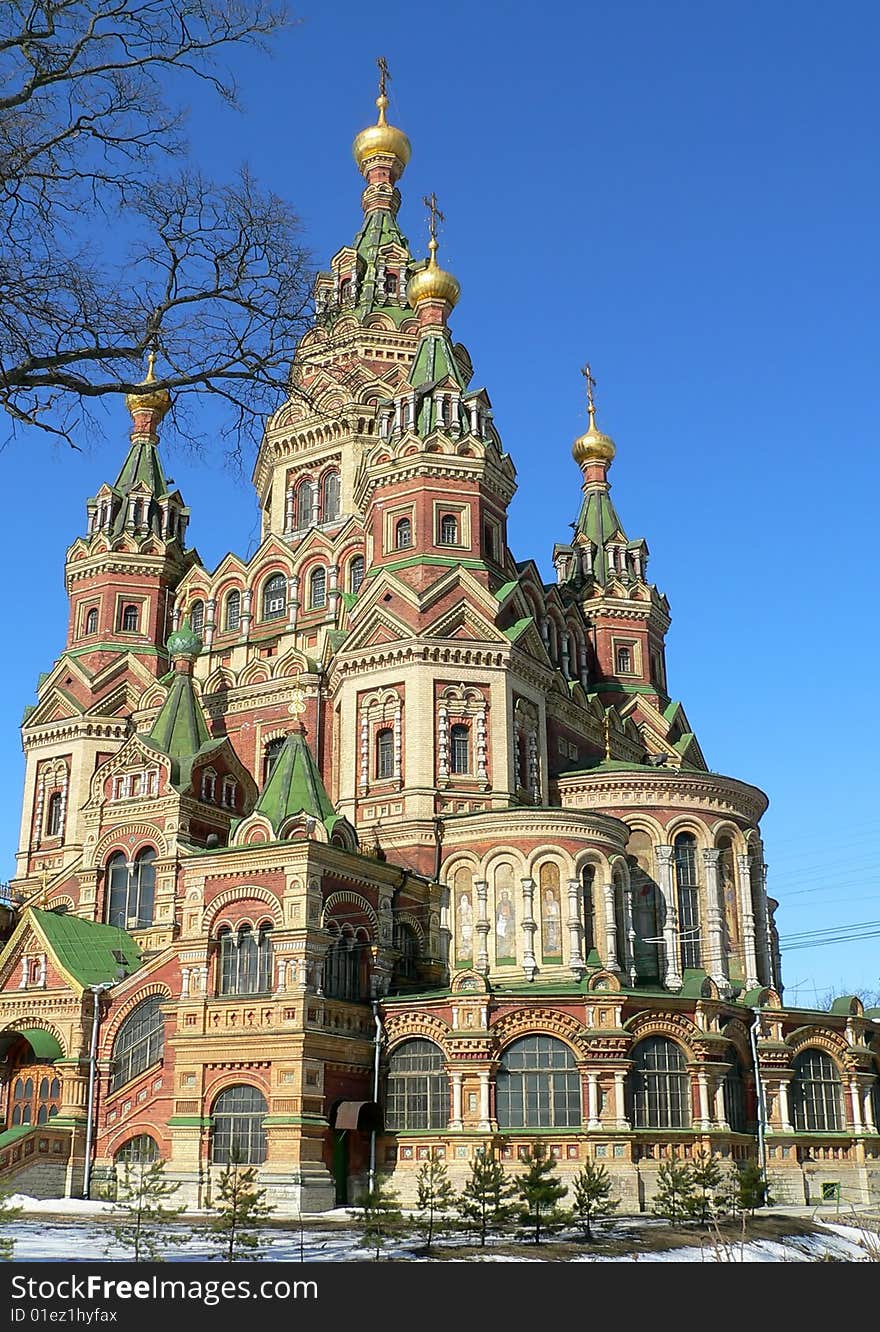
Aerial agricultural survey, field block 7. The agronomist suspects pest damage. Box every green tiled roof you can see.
[253,728,341,836]
[142,669,223,791]
[31,907,141,989]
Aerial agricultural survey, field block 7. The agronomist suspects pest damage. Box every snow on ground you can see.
[4,1196,878,1262]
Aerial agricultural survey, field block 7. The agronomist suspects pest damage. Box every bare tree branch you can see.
[0,0,314,457]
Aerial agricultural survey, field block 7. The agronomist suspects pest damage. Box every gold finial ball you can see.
[407,245,461,311]
[352,96,412,172]
[572,423,616,467]
[125,350,171,423]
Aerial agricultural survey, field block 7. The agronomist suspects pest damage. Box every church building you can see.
[1,72,878,1214]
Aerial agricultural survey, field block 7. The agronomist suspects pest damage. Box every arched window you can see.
[393,922,419,984]
[115,1135,160,1165]
[582,864,596,957]
[395,517,412,550]
[375,727,394,780]
[349,556,365,596]
[791,1050,843,1132]
[674,833,701,970]
[46,792,64,838]
[321,928,363,1002]
[616,645,632,674]
[450,724,470,775]
[263,737,285,783]
[483,523,496,560]
[222,776,237,810]
[121,604,139,633]
[295,479,314,531]
[224,590,241,632]
[309,567,327,609]
[110,997,165,1092]
[105,847,156,930]
[190,600,204,635]
[385,272,398,296]
[439,513,458,545]
[496,1035,581,1129]
[85,608,99,636]
[385,1039,448,1131]
[211,1085,267,1165]
[201,769,216,802]
[723,1054,749,1134]
[262,573,286,620]
[218,924,273,996]
[321,470,341,522]
[627,1036,690,1129]
[339,278,353,304]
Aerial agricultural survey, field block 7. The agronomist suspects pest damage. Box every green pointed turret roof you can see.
[253,726,342,836]
[350,206,414,324]
[142,653,223,791]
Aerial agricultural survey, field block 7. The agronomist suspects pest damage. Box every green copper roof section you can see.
[407,329,471,436]
[572,485,628,586]
[30,907,142,988]
[350,204,413,322]
[142,667,223,791]
[253,727,341,836]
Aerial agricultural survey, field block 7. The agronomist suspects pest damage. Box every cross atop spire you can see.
[423,191,445,263]
[376,55,390,124]
[581,361,597,425]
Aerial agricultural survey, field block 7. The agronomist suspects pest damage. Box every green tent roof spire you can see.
[253,725,341,836]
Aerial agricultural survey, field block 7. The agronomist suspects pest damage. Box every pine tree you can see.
[736,1160,773,1216]
[570,1159,619,1241]
[415,1155,456,1252]
[207,1158,275,1261]
[0,1188,21,1262]
[458,1148,517,1247]
[651,1158,696,1227]
[104,1160,187,1262]
[350,1177,406,1261]
[514,1144,569,1245]
[685,1150,724,1226]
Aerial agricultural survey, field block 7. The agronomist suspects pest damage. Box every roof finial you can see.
[581,361,597,428]
[424,191,444,267]
[376,55,390,125]
[603,711,612,762]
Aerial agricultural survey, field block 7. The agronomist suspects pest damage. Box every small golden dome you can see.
[125,350,171,423]
[407,240,461,310]
[572,410,616,467]
[352,94,412,172]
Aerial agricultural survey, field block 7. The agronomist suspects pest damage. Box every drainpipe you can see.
[82,981,116,1199]
[749,1007,768,1188]
[368,1000,383,1194]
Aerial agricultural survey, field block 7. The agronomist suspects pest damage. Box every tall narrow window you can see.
[190,601,204,635]
[674,833,701,969]
[376,727,394,780]
[218,924,273,996]
[321,470,341,522]
[224,590,241,632]
[309,567,327,609]
[262,573,286,620]
[384,1040,448,1131]
[121,604,139,633]
[349,556,365,595]
[263,737,285,782]
[484,524,496,560]
[395,517,412,550]
[46,792,63,838]
[582,864,596,957]
[105,847,155,930]
[723,1054,749,1134]
[295,479,315,531]
[791,1050,843,1132]
[85,608,99,636]
[627,1037,690,1129]
[616,645,632,674]
[110,997,164,1092]
[439,513,458,545]
[450,724,470,774]
[385,272,398,296]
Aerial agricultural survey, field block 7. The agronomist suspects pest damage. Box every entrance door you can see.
[332,1130,348,1205]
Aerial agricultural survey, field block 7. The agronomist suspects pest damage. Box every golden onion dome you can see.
[572,407,616,467]
[352,93,412,172]
[407,239,461,311]
[125,350,171,423]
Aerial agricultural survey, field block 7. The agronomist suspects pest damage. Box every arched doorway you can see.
[0,1029,64,1131]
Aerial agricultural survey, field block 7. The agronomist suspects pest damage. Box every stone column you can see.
[702,848,729,993]
[478,1071,491,1131]
[861,1079,878,1134]
[328,564,340,619]
[476,702,488,783]
[849,1078,864,1133]
[358,712,369,794]
[393,698,402,783]
[521,877,537,980]
[204,597,216,650]
[613,1069,630,1129]
[622,879,636,984]
[737,854,760,989]
[586,1072,601,1129]
[602,880,620,972]
[240,588,253,641]
[655,845,682,989]
[695,1070,712,1129]
[437,703,449,782]
[567,877,585,977]
[474,879,490,977]
[713,1076,729,1130]
[777,1077,793,1132]
[450,1073,463,1130]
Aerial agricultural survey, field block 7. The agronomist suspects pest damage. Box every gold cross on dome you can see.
[377,55,390,100]
[423,192,445,248]
[289,687,306,717]
[581,362,597,416]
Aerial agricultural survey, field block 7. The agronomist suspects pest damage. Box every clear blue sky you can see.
[3,0,878,1004]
